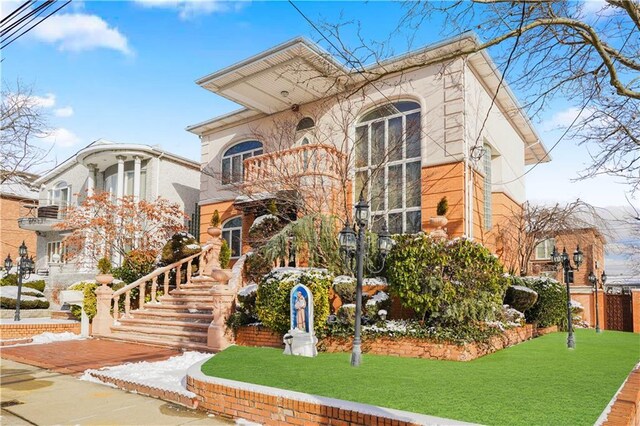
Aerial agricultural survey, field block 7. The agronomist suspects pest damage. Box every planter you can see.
[429,215,448,228]
[210,268,232,284]
[207,226,222,238]
[95,273,114,286]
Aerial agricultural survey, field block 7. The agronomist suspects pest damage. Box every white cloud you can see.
[40,128,81,148]
[32,13,131,55]
[542,106,594,132]
[134,0,248,20]
[54,106,74,118]
[30,93,57,109]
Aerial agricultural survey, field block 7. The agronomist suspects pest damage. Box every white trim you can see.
[222,216,243,259]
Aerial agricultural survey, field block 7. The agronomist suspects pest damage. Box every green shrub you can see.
[333,276,356,304]
[243,252,273,284]
[219,239,231,269]
[210,209,220,227]
[160,232,201,265]
[519,276,568,328]
[68,282,99,320]
[256,268,332,334]
[504,284,539,312]
[0,274,46,292]
[436,196,448,216]
[97,257,112,274]
[386,235,509,326]
[112,249,156,284]
[336,304,356,325]
[226,284,259,330]
[365,290,391,320]
[0,297,49,309]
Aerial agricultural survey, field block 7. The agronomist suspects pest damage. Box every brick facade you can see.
[0,195,37,263]
[601,366,640,426]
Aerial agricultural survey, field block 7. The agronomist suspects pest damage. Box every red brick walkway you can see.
[0,338,182,375]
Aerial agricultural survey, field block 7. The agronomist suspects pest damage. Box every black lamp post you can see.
[4,241,35,321]
[588,270,606,333]
[339,197,393,367]
[551,244,583,349]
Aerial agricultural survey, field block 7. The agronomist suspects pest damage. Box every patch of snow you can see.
[363,277,387,286]
[186,244,201,250]
[81,351,212,398]
[570,300,584,309]
[0,286,46,300]
[511,285,537,294]
[1,331,84,346]
[236,419,262,426]
[249,214,278,231]
[333,275,354,285]
[341,303,356,309]
[366,291,389,306]
[238,283,258,297]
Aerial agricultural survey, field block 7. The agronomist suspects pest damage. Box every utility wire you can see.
[1,0,52,37]
[1,0,33,26]
[1,0,70,50]
[2,1,56,43]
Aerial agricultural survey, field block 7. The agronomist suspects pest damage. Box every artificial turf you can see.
[201,329,640,425]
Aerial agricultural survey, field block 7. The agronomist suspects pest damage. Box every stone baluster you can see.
[124,291,131,317]
[207,285,236,352]
[139,281,146,310]
[163,271,169,296]
[175,266,181,290]
[151,276,158,303]
[186,259,193,285]
[93,280,114,336]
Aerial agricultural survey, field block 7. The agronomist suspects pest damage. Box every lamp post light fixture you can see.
[4,241,35,322]
[588,270,606,333]
[551,244,583,349]
[339,196,393,367]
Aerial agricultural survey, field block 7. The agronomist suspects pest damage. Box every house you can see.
[17,139,200,286]
[188,34,549,262]
[530,228,607,329]
[1,172,39,263]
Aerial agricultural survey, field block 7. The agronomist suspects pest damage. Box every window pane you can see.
[371,215,384,233]
[371,169,385,212]
[231,229,241,257]
[406,112,421,159]
[223,217,242,228]
[222,158,231,185]
[222,230,230,247]
[406,161,421,208]
[232,155,242,183]
[355,126,368,168]
[389,213,402,234]
[371,121,385,166]
[140,171,147,200]
[355,171,368,202]
[388,164,402,210]
[536,243,545,259]
[224,140,262,156]
[406,211,422,233]
[388,117,403,162]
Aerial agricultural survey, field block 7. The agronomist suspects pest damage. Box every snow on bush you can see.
[238,283,258,297]
[0,286,46,300]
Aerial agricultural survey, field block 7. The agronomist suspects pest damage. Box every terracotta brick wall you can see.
[421,162,465,237]
[0,322,80,340]
[0,196,37,263]
[187,376,423,426]
[235,324,534,362]
[602,366,640,425]
[632,290,640,334]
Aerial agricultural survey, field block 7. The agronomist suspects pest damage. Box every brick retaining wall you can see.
[186,361,468,426]
[601,367,640,426]
[0,322,80,340]
[235,324,534,362]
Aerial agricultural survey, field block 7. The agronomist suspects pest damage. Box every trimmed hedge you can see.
[256,268,332,334]
[0,297,49,309]
[1,274,46,292]
[517,276,568,328]
[386,235,509,326]
[504,284,538,312]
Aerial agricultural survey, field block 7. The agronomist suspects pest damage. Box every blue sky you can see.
[2,0,637,209]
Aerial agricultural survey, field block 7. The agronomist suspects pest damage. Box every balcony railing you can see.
[18,201,69,231]
[243,144,346,186]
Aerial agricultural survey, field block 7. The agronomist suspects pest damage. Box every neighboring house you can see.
[17,139,200,280]
[187,34,549,262]
[530,228,607,329]
[1,172,39,263]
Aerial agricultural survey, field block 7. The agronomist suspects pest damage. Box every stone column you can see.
[207,285,235,351]
[631,289,640,334]
[93,285,114,336]
[133,155,141,201]
[116,155,126,199]
[87,163,97,197]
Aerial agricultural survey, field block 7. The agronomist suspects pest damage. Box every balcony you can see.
[18,201,69,231]
[243,144,346,190]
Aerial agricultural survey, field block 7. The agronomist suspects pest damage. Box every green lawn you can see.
[202,329,640,425]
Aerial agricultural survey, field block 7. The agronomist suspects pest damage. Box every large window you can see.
[483,144,493,230]
[222,216,242,258]
[355,101,422,234]
[50,181,70,207]
[222,141,263,185]
[535,238,555,260]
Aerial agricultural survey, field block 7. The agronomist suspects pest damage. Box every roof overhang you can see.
[195,38,349,116]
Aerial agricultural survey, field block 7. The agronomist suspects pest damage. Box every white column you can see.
[116,155,126,199]
[133,155,141,201]
[87,163,97,197]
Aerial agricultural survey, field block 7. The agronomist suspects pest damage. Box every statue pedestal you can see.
[207,285,235,352]
[283,328,318,357]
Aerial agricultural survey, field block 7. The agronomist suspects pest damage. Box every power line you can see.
[1,0,33,26]
[2,1,56,44]
[1,1,51,38]
[1,0,71,51]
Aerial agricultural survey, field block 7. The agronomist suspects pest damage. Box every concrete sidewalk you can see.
[0,359,230,425]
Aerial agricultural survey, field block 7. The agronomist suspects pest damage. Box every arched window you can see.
[354,100,422,234]
[51,181,70,207]
[222,216,242,258]
[296,117,315,132]
[222,141,263,185]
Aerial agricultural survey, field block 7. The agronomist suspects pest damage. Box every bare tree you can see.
[317,1,639,190]
[0,81,51,183]
[493,199,605,275]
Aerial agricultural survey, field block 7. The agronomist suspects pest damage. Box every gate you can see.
[605,293,633,332]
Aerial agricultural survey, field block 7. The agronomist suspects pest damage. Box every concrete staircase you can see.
[107,282,215,352]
